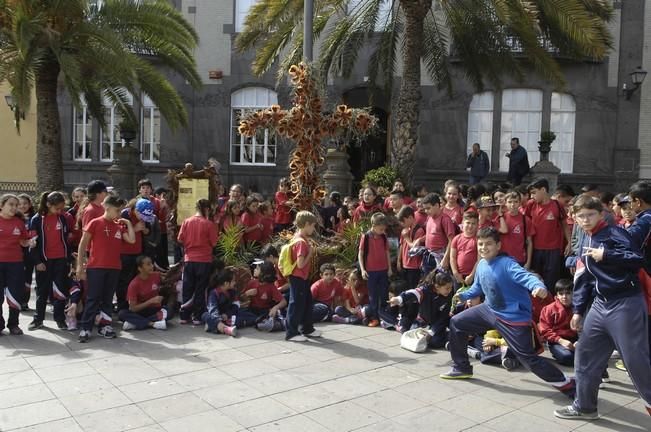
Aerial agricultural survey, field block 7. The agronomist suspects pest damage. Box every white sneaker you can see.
[287,334,308,342]
[304,329,322,338]
[153,320,167,330]
[122,322,137,331]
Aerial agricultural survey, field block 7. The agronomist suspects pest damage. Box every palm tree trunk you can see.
[392,1,431,185]
[35,58,64,193]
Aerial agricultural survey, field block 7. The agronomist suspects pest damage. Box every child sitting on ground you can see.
[119,255,168,331]
[383,271,453,348]
[310,263,344,322]
[332,269,368,324]
[538,279,577,366]
[241,262,287,332]
[202,268,238,337]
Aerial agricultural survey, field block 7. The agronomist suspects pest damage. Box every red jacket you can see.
[538,299,577,343]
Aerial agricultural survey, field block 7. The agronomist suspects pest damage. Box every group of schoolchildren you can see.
[1,174,650,422]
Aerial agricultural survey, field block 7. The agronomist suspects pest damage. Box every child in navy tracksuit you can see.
[202,269,238,337]
[554,195,651,420]
[383,271,452,348]
[441,227,576,400]
[28,192,72,330]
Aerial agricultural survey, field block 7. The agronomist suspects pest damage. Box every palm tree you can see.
[236,0,612,182]
[0,0,201,192]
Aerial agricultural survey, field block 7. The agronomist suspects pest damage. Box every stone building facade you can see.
[57,0,650,195]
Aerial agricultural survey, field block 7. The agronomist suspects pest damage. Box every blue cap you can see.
[135,198,155,223]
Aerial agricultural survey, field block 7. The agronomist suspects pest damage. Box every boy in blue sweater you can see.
[441,227,576,399]
[554,195,651,420]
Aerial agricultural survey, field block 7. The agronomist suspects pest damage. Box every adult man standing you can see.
[506,137,530,186]
[466,143,490,185]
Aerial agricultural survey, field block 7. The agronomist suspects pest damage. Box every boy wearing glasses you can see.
[554,195,651,420]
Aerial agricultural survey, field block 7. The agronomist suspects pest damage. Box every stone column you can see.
[107,144,145,198]
[323,148,353,196]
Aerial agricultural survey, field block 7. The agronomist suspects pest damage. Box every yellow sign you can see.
[177,178,210,224]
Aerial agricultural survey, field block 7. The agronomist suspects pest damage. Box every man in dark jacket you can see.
[506,137,529,186]
[554,195,651,421]
[466,143,490,184]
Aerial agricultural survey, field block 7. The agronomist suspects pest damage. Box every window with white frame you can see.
[235,0,257,33]
[100,92,134,162]
[141,95,161,162]
[348,0,392,31]
[466,91,494,163]
[550,92,575,173]
[230,87,277,166]
[499,89,543,172]
[73,99,93,161]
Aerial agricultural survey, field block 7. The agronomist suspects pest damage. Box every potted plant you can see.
[119,116,138,146]
[538,131,557,161]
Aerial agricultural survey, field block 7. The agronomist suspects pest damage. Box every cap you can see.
[477,196,500,209]
[87,180,108,195]
[135,198,155,223]
[617,196,632,206]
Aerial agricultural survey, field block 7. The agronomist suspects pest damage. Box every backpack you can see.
[278,237,306,277]
[362,231,387,268]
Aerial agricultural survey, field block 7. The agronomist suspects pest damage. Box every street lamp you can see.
[4,94,26,119]
[623,66,648,100]
[304,0,313,61]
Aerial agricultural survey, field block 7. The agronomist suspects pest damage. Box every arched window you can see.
[141,94,161,162]
[550,92,576,173]
[72,97,92,161]
[231,87,278,165]
[499,89,543,172]
[467,91,494,163]
[100,91,133,162]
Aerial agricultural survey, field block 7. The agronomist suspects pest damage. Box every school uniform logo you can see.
[12,227,21,235]
[55,222,62,230]
[114,230,122,239]
[545,212,555,221]
[152,284,159,291]
[261,293,268,300]
[513,224,521,234]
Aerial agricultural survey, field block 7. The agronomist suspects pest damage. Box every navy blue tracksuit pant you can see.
[366,270,389,320]
[180,261,212,321]
[574,294,651,413]
[285,275,315,339]
[0,262,24,329]
[449,303,568,385]
[80,268,119,331]
[34,258,70,323]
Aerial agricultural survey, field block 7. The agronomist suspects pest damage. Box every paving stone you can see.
[193,380,265,408]
[249,414,331,432]
[0,383,55,409]
[159,409,244,432]
[74,404,156,432]
[10,417,83,432]
[121,377,187,403]
[137,392,214,422]
[0,399,70,430]
[220,396,297,428]
[59,386,131,416]
[305,400,380,431]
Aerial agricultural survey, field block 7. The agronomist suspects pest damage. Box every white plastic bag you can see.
[400,328,432,353]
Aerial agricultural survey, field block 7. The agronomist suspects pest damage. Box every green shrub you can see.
[362,166,400,190]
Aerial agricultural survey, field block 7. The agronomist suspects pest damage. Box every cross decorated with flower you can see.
[238,62,377,211]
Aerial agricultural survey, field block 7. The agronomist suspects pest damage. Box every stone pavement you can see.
[0,314,649,432]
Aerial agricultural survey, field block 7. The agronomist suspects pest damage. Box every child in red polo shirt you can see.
[241,262,287,332]
[501,191,535,268]
[241,196,264,244]
[76,196,135,342]
[119,255,168,331]
[178,199,218,325]
[396,206,425,291]
[332,269,368,324]
[525,178,571,292]
[259,202,274,245]
[538,280,576,366]
[274,178,293,233]
[358,212,393,327]
[419,193,456,274]
[285,211,320,342]
[450,211,479,287]
[310,263,344,322]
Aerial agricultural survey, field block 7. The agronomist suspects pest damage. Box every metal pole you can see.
[303,0,313,61]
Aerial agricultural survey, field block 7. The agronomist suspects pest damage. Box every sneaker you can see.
[331,314,347,324]
[380,320,395,330]
[555,378,576,400]
[66,316,78,331]
[467,347,482,360]
[615,360,627,372]
[367,319,380,327]
[28,319,43,331]
[180,319,190,325]
[152,320,167,330]
[445,341,451,351]
[122,322,137,331]
[192,319,202,326]
[9,326,23,335]
[286,334,308,342]
[304,329,322,338]
[554,405,600,420]
[611,350,620,359]
[440,368,473,380]
[256,318,274,332]
[601,370,610,382]
[78,329,91,343]
[502,357,518,371]
[223,325,237,337]
[98,325,117,339]
[56,321,67,330]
